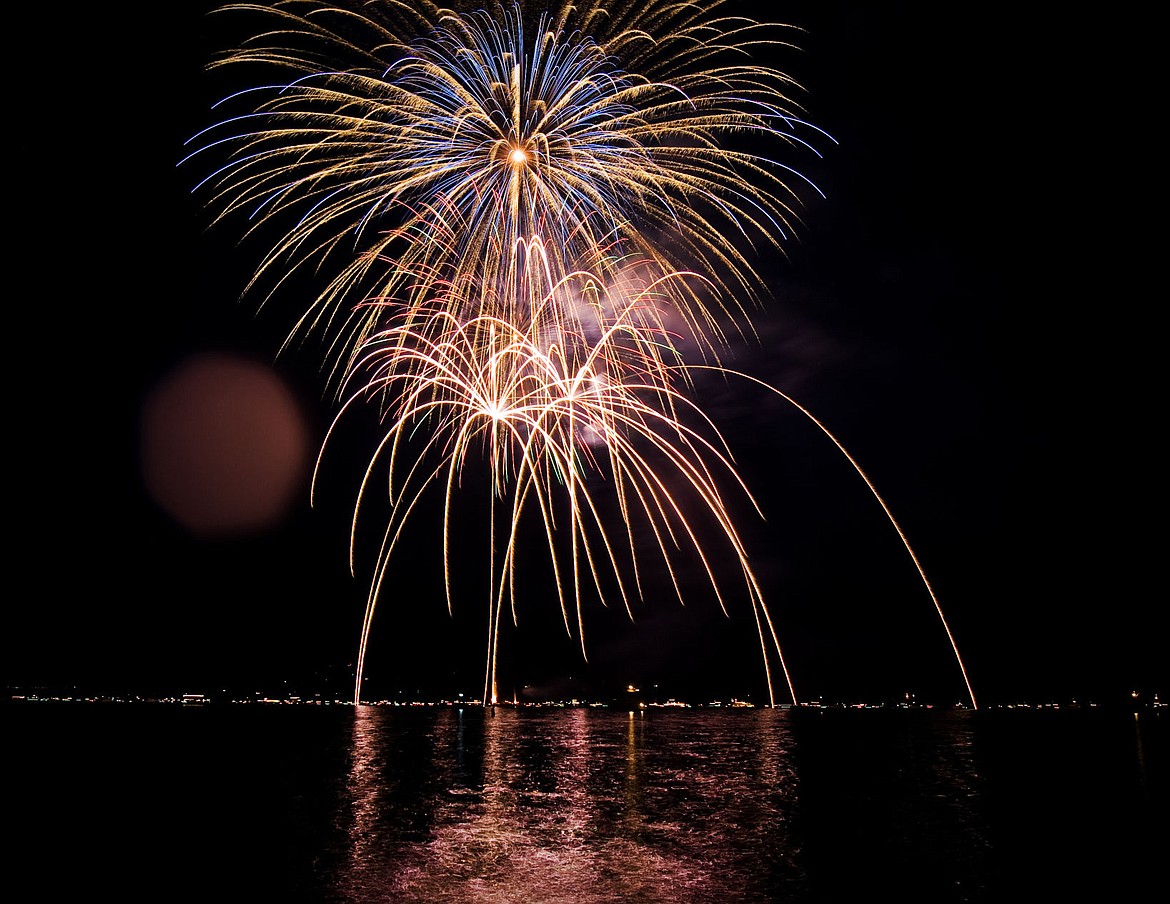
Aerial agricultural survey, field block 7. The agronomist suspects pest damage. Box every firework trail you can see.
[186,0,978,708]
[320,247,794,705]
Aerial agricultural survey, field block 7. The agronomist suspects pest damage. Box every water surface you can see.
[7,703,1164,902]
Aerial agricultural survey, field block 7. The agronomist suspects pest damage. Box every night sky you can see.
[7,2,1159,706]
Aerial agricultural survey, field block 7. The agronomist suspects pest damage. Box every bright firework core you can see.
[509,147,528,165]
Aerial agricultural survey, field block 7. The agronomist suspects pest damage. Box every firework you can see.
[187,0,978,708]
[320,247,795,705]
[184,0,829,385]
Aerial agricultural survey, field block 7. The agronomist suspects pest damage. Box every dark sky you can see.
[7,2,1159,706]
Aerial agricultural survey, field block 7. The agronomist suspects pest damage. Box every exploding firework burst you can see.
[185,0,829,384]
[186,0,978,708]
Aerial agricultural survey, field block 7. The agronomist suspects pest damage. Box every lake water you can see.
[6,703,1165,902]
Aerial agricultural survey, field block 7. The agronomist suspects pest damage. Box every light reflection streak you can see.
[345,705,387,883]
[624,708,648,841]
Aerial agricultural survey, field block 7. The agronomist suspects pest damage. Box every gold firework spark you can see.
[185,0,830,385]
[320,250,794,705]
[187,0,978,708]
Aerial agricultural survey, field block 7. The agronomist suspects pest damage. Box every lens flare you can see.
[187,0,978,709]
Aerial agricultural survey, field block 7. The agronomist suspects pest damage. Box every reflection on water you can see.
[338,707,806,902]
[328,707,1002,902]
[6,704,1164,903]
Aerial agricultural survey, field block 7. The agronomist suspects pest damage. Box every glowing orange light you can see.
[509,147,528,165]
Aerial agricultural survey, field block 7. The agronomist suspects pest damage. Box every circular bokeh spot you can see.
[140,352,310,536]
